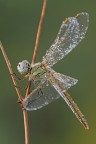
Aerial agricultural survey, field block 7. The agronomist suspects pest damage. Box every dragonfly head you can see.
[17,60,31,76]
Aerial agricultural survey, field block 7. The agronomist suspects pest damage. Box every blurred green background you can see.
[0,0,96,144]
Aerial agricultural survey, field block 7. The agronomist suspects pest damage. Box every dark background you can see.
[0,0,96,144]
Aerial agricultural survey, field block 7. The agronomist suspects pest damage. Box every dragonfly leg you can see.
[37,88,43,96]
[34,71,46,80]
[17,97,23,103]
[11,72,25,81]
[17,97,24,107]
[31,78,44,97]
[22,107,25,110]
[13,84,26,91]
[39,88,43,95]
[26,94,42,107]
[25,80,33,90]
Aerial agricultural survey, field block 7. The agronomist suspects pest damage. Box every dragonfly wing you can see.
[53,72,78,92]
[43,12,89,67]
[47,67,78,91]
[23,67,77,111]
[50,76,89,129]
[23,79,60,111]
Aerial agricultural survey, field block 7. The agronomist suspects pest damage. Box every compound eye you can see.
[26,63,30,67]
[28,63,30,67]
[18,64,20,67]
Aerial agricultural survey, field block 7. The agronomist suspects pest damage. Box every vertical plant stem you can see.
[23,1,47,143]
[23,1,47,144]
[22,81,31,144]
[23,110,29,144]
[32,0,47,64]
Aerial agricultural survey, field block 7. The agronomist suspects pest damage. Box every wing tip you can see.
[63,12,89,23]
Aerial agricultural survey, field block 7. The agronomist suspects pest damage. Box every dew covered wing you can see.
[43,12,89,67]
[23,67,78,111]
[23,80,60,111]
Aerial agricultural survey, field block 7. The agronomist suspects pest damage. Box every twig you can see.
[0,1,47,144]
[23,110,29,144]
[23,1,47,143]
[32,0,47,64]
[0,41,29,144]
[0,41,22,102]
[23,81,31,144]
[26,0,47,96]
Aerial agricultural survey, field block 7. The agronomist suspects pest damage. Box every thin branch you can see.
[32,0,47,64]
[23,110,29,144]
[23,81,31,144]
[23,1,47,143]
[26,0,47,96]
[0,41,22,102]
[0,41,29,144]
[0,1,47,144]
[25,81,32,96]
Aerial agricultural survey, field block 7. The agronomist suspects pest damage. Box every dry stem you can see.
[32,0,47,64]
[26,0,47,95]
[0,1,47,144]
[0,41,22,102]
[0,41,29,144]
[23,110,29,144]
[24,0,47,144]
[0,42,29,144]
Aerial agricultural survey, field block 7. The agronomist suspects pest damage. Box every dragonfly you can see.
[17,12,89,129]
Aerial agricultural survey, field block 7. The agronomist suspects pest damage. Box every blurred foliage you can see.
[0,0,96,144]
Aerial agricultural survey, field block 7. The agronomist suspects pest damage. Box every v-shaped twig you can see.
[0,0,47,144]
